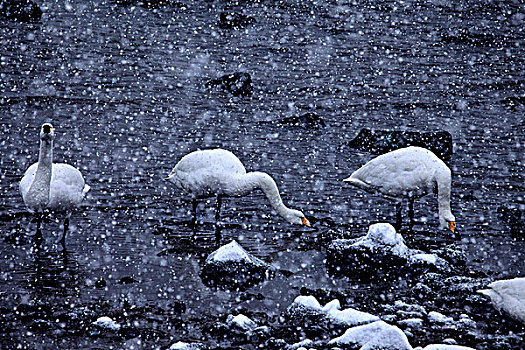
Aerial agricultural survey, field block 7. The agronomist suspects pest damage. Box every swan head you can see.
[283,209,311,227]
[40,123,55,142]
[439,211,456,234]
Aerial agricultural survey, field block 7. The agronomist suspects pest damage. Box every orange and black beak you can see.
[448,221,456,234]
[302,217,311,227]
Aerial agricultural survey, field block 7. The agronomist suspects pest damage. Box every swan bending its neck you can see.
[240,172,307,225]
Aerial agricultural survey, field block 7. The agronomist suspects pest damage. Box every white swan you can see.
[478,277,525,324]
[20,123,90,245]
[166,149,311,227]
[343,146,456,233]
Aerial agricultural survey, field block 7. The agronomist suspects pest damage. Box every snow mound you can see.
[226,314,258,331]
[329,320,413,350]
[93,316,120,330]
[206,240,265,265]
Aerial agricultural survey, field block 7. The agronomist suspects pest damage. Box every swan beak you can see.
[448,221,456,234]
[302,217,311,227]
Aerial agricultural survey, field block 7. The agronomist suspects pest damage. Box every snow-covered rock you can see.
[327,223,449,279]
[290,295,380,327]
[226,314,258,331]
[168,342,205,350]
[329,320,413,350]
[478,277,525,324]
[200,240,274,289]
[428,311,454,324]
[397,318,424,329]
[92,316,121,330]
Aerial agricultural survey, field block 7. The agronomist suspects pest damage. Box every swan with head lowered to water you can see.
[166,149,311,228]
[343,146,456,234]
[20,123,90,246]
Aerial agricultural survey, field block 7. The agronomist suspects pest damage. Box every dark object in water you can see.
[0,0,42,22]
[497,205,524,238]
[279,112,326,128]
[205,72,253,97]
[218,11,255,29]
[347,128,453,160]
[116,0,183,8]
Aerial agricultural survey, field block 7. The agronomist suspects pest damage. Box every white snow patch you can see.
[329,320,412,350]
[428,311,454,324]
[398,318,424,328]
[411,253,438,265]
[168,342,204,350]
[93,316,120,330]
[416,345,476,350]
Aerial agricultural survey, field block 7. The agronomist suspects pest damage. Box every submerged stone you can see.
[347,128,453,161]
[279,112,326,128]
[0,0,42,22]
[205,72,253,97]
[218,11,255,29]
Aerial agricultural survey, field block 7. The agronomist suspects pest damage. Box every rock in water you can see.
[200,240,274,289]
[279,112,326,128]
[347,128,453,161]
[326,223,450,280]
[328,320,413,350]
[0,0,42,22]
[478,277,525,324]
[205,72,253,97]
[287,295,380,327]
[218,11,255,29]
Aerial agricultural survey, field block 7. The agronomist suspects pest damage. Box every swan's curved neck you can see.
[436,170,453,225]
[241,172,292,218]
[28,139,53,207]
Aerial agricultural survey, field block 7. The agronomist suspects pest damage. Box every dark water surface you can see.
[0,0,523,348]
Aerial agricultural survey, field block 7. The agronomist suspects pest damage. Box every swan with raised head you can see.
[166,149,311,227]
[20,123,90,245]
[343,146,456,234]
[478,277,525,324]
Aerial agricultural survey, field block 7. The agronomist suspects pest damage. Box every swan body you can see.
[344,146,455,233]
[20,123,90,244]
[478,277,525,324]
[166,149,310,226]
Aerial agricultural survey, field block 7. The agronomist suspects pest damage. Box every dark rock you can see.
[95,278,107,288]
[279,112,326,128]
[200,240,275,290]
[118,276,137,284]
[0,0,42,22]
[218,11,255,29]
[440,27,502,46]
[205,72,253,97]
[347,128,453,161]
[497,204,524,238]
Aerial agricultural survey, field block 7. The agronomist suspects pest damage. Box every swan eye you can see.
[448,221,456,233]
[43,124,52,133]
